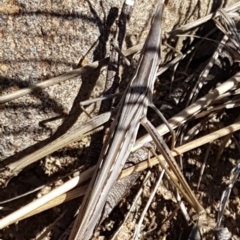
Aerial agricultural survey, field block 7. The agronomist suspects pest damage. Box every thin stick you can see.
[0,175,83,229]
[80,93,122,106]
[111,171,152,240]
[0,44,143,104]
[197,143,212,191]
[35,211,66,240]
[5,112,110,175]
[176,191,190,223]
[133,168,165,239]
[125,121,240,177]
[216,115,240,162]
[216,163,240,228]
[148,146,196,210]
[21,186,88,221]
[168,2,240,35]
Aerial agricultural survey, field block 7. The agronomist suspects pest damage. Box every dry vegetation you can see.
[0,0,240,239]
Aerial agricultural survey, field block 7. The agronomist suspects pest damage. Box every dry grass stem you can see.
[169,2,240,35]
[134,72,240,151]
[1,120,240,228]
[0,44,143,104]
[5,112,110,177]
[133,168,165,239]
[111,171,152,240]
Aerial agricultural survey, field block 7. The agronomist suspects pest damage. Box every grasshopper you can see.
[69,1,203,239]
